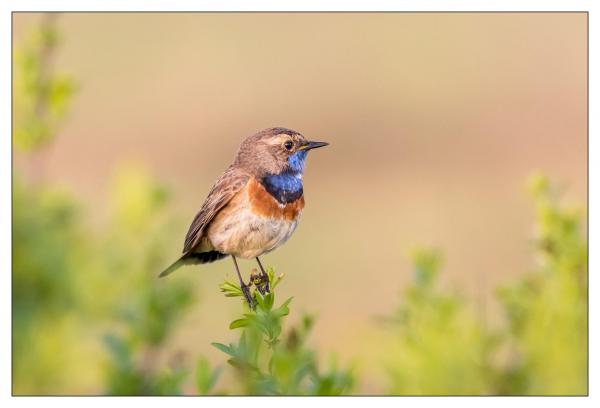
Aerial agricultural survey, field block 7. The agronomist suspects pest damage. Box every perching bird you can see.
[159,127,328,308]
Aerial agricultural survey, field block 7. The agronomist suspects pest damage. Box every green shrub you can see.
[384,174,587,396]
[12,175,89,393]
[12,164,195,395]
[13,14,76,152]
[384,249,496,395]
[497,174,587,395]
[101,165,195,395]
[13,17,195,394]
[212,268,354,395]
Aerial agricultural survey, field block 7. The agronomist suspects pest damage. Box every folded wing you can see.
[183,165,250,255]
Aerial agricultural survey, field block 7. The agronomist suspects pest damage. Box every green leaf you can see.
[229,318,250,329]
[219,281,243,298]
[211,342,235,357]
[255,291,266,308]
[196,357,221,395]
[264,292,274,310]
[273,297,293,318]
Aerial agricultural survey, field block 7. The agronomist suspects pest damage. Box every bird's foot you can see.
[261,270,270,294]
[240,282,255,310]
[251,269,270,296]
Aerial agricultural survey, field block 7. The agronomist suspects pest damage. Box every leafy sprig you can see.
[212,266,354,395]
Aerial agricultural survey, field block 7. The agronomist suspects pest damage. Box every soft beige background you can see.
[13,13,587,392]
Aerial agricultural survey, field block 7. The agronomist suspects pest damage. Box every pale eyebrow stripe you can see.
[265,134,291,145]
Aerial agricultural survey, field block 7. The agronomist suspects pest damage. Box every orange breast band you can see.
[248,178,304,221]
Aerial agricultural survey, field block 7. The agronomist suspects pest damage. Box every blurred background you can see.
[12,13,587,395]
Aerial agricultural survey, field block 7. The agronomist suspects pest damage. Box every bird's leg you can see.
[232,256,255,309]
[255,257,270,294]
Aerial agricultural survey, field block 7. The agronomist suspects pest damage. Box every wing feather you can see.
[183,166,249,254]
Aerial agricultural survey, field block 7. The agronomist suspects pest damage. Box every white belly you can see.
[206,197,300,259]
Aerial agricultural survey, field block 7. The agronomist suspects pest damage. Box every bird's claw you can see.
[251,269,270,296]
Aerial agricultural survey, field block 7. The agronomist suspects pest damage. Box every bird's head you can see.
[235,127,328,177]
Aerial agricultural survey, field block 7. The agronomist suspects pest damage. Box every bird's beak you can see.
[301,141,329,151]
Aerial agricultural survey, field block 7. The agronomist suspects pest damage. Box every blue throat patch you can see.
[287,150,307,173]
[261,151,307,204]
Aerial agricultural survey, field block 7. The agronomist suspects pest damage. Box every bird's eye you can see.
[283,140,294,151]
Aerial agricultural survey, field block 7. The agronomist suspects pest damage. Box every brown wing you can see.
[183,166,249,254]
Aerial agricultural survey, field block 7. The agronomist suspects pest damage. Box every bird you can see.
[159,127,328,308]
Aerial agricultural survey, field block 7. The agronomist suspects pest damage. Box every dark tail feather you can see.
[159,257,187,278]
[192,251,229,264]
[158,251,228,278]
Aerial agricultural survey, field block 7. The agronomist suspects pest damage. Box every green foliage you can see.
[12,175,81,318]
[385,249,496,395]
[12,17,195,395]
[98,165,195,395]
[12,15,86,393]
[13,14,76,152]
[12,175,88,393]
[102,334,188,396]
[12,163,195,395]
[496,173,587,395]
[195,357,222,395]
[384,175,587,395]
[213,268,354,395]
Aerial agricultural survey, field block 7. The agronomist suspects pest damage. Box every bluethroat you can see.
[159,127,328,308]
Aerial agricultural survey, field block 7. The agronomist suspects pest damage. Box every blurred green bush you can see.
[496,174,587,395]
[12,164,195,394]
[384,174,587,395]
[384,249,497,395]
[13,175,88,393]
[12,17,195,395]
[13,14,76,152]
[100,165,195,395]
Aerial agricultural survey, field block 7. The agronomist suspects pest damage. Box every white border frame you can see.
[1,1,596,406]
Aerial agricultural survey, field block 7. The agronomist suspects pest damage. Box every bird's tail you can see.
[158,251,229,278]
[158,257,188,278]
